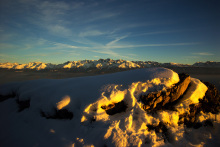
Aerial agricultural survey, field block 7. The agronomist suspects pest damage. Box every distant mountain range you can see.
[0,59,219,70]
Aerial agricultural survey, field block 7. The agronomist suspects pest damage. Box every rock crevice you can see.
[101,100,127,115]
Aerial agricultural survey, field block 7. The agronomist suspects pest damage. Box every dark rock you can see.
[193,123,203,129]
[101,104,115,110]
[180,104,201,128]
[200,82,220,114]
[141,73,219,130]
[147,122,167,133]
[41,108,73,120]
[204,119,213,127]
[178,115,185,125]
[90,116,96,123]
[179,82,219,129]
[147,122,171,142]
[169,73,191,102]
[153,96,163,109]
[101,100,127,115]
[17,99,30,112]
[162,96,170,106]
[0,91,17,102]
[140,73,190,111]
[144,137,151,144]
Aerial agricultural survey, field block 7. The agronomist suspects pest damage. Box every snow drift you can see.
[0,68,219,147]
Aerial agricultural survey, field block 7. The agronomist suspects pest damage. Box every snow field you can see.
[0,68,219,147]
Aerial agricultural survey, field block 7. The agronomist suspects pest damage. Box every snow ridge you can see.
[1,59,219,71]
[193,61,220,67]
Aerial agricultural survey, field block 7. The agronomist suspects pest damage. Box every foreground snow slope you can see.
[0,68,219,147]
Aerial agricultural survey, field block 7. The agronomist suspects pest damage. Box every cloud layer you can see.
[0,0,219,64]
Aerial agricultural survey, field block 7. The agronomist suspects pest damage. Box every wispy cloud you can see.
[43,39,125,59]
[25,52,62,57]
[110,21,173,35]
[185,56,200,59]
[17,0,75,38]
[192,52,214,56]
[38,0,71,11]
[106,35,128,46]
[59,50,80,56]
[20,0,72,22]
[85,12,119,23]
[0,53,18,62]
[47,25,72,37]
[0,43,18,50]
[46,42,80,50]
[132,29,188,37]
[0,33,17,42]
[104,42,200,49]
[79,30,105,37]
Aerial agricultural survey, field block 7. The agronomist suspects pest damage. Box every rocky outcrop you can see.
[17,99,30,112]
[101,100,127,115]
[147,122,171,142]
[41,109,73,120]
[0,91,31,112]
[178,82,220,128]
[200,82,220,114]
[140,73,220,129]
[140,73,191,111]
[0,91,17,102]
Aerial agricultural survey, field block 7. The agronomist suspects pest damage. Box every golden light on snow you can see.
[81,116,87,122]
[158,111,179,127]
[56,95,71,110]
[73,138,95,147]
[50,129,55,133]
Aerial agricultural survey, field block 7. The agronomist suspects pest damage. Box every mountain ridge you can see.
[0,59,219,70]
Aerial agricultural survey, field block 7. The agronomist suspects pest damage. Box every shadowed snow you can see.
[0,68,219,147]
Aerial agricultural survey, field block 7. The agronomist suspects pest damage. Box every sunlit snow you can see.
[0,68,219,147]
[0,60,219,70]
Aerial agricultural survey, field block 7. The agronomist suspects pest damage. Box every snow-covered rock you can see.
[193,61,220,67]
[162,62,191,67]
[0,62,19,69]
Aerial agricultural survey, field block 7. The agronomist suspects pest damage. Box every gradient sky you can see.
[0,0,219,64]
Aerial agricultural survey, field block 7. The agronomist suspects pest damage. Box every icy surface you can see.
[0,68,219,147]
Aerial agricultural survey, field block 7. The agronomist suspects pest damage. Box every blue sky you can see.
[0,0,219,64]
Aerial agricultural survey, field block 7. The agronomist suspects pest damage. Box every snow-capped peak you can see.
[0,59,219,70]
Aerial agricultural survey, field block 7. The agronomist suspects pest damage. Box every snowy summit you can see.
[0,59,219,71]
[0,68,219,147]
